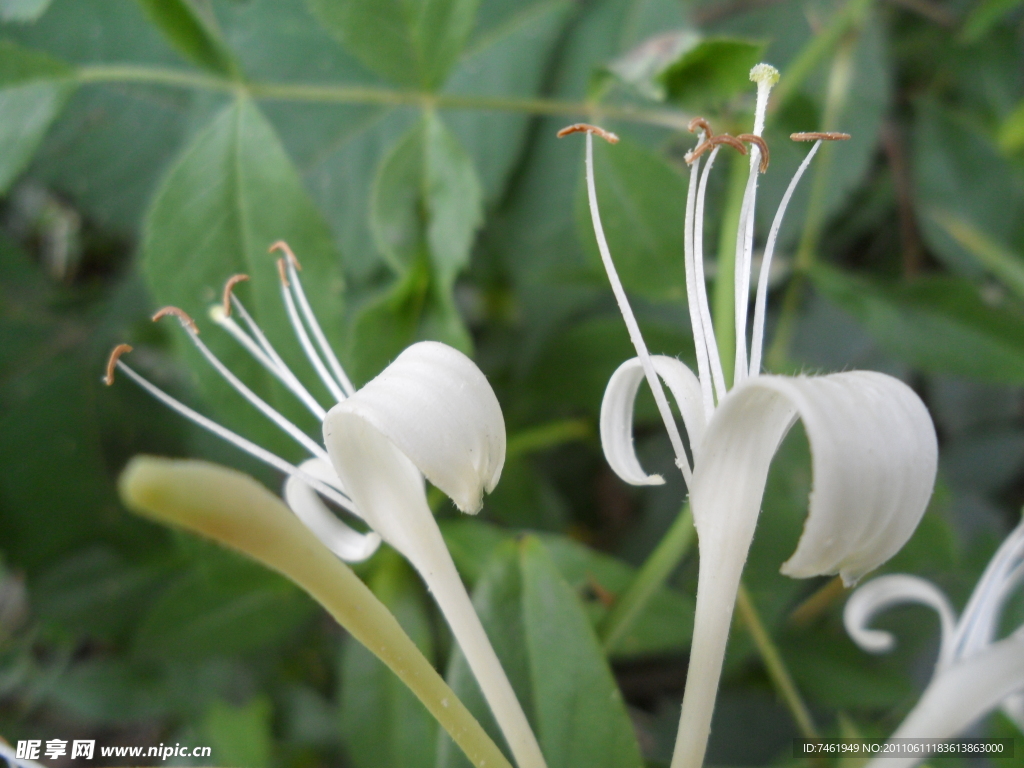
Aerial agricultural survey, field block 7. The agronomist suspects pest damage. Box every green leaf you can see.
[142,97,344,454]
[812,265,1024,383]
[658,37,765,108]
[136,0,239,76]
[349,111,480,381]
[0,0,51,22]
[132,545,314,660]
[574,134,687,302]
[520,537,642,768]
[203,697,273,768]
[962,0,1023,42]
[442,518,695,657]
[371,112,483,283]
[339,550,438,768]
[0,40,73,193]
[442,0,573,204]
[306,0,480,89]
[913,99,1024,276]
[926,212,1024,302]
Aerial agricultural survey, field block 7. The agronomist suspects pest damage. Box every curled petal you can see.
[693,371,937,585]
[324,341,505,515]
[674,371,937,768]
[867,634,1024,768]
[600,355,706,486]
[283,459,381,563]
[844,575,957,667]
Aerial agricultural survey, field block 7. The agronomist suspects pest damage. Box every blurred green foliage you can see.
[1,1,1023,767]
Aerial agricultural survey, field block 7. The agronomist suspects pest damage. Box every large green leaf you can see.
[0,40,73,193]
[142,97,344,454]
[136,0,239,76]
[812,265,1024,383]
[347,111,481,381]
[307,0,480,89]
[520,537,642,768]
[913,99,1024,276]
[574,133,688,302]
[131,545,314,660]
[442,519,695,658]
[339,551,438,768]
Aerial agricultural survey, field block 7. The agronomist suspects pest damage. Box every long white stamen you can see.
[733,167,759,385]
[280,282,348,403]
[211,305,328,420]
[585,132,693,486]
[694,147,727,401]
[171,321,331,463]
[112,361,357,516]
[684,145,715,420]
[734,64,779,385]
[749,140,821,375]
[285,259,357,397]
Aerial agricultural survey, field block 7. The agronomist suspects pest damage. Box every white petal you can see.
[672,371,937,768]
[325,341,505,514]
[322,342,544,768]
[283,459,382,563]
[867,634,1024,768]
[844,575,958,668]
[600,355,706,486]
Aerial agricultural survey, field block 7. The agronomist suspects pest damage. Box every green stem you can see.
[771,0,873,112]
[506,418,591,459]
[766,33,858,371]
[735,583,819,739]
[119,457,513,768]
[74,64,693,130]
[712,153,749,388]
[600,503,695,654]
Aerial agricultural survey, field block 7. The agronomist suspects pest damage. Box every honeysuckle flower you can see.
[105,244,546,768]
[562,64,939,768]
[845,515,1024,768]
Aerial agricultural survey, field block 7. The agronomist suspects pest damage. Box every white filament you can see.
[211,305,328,420]
[749,140,822,375]
[283,258,357,397]
[280,283,347,403]
[683,142,715,420]
[585,132,693,485]
[112,360,358,517]
[693,147,727,401]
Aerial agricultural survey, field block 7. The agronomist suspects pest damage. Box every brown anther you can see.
[556,123,620,144]
[688,117,714,138]
[790,132,851,142]
[104,344,133,386]
[221,274,250,317]
[737,134,770,173]
[685,133,747,165]
[276,257,290,287]
[152,306,199,334]
[269,240,301,270]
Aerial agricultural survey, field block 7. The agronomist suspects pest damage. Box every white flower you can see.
[105,244,546,768]
[564,64,939,768]
[845,516,1024,768]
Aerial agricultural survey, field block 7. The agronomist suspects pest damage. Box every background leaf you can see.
[0,40,72,193]
[307,0,480,89]
[135,0,239,76]
[142,96,344,454]
[812,265,1024,384]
